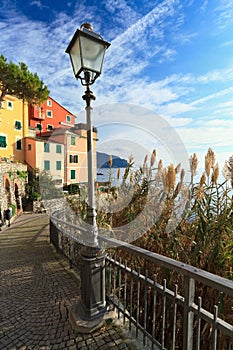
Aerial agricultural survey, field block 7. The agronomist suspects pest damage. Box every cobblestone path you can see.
[0,213,129,350]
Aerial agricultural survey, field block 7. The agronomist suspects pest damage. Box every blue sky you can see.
[1,0,233,174]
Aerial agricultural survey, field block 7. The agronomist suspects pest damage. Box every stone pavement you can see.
[0,213,130,350]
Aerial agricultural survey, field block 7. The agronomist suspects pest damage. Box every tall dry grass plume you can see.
[205,148,215,177]
[158,159,163,171]
[108,155,113,168]
[190,153,198,178]
[224,155,233,187]
[175,163,181,173]
[117,168,121,180]
[167,164,176,190]
[200,172,206,186]
[150,149,156,167]
[211,163,219,185]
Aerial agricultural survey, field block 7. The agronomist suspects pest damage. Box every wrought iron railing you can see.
[50,210,233,350]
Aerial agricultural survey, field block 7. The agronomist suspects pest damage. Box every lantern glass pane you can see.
[80,36,105,73]
[70,38,82,76]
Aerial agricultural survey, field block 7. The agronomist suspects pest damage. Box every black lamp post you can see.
[66,23,111,332]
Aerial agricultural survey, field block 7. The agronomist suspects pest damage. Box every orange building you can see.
[28,96,76,134]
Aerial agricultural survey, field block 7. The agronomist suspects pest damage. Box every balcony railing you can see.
[50,210,233,350]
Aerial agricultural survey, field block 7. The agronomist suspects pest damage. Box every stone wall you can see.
[0,162,28,219]
[32,198,65,214]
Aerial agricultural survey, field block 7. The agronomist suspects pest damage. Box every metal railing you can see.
[50,211,233,350]
[101,237,233,350]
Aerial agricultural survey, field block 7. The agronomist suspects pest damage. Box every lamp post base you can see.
[69,300,116,333]
[69,246,113,333]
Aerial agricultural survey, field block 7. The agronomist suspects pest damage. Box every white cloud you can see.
[191,86,233,106]
[220,39,233,47]
[105,0,181,74]
[199,118,230,127]
[176,121,233,165]
[30,1,47,9]
[197,68,233,84]
[216,100,233,108]
[214,0,233,29]
[0,0,196,115]
[0,0,233,170]
[200,0,208,13]
[158,101,196,116]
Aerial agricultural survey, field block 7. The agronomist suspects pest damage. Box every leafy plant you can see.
[26,169,62,201]
[16,170,28,180]
[8,203,16,216]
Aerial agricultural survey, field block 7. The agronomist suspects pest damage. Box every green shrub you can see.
[8,203,16,216]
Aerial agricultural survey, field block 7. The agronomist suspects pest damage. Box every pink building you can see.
[33,124,98,187]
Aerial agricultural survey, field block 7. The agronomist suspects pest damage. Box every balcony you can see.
[33,113,45,120]
[50,210,233,350]
[30,105,45,120]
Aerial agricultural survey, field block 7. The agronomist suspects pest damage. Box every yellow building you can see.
[0,95,30,163]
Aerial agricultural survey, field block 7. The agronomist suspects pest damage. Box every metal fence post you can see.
[183,276,195,350]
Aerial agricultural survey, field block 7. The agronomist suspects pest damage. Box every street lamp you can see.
[66,23,111,332]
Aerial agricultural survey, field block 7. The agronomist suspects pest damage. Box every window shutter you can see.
[15,121,22,130]
[0,136,7,147]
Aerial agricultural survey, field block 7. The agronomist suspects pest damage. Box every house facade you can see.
[25,137,64,188]
[0,92,97,194]
[42,124,98,187]
[0,95,30,162]
[28,96,76,134]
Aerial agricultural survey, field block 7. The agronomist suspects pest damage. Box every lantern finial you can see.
[81,22,94,31]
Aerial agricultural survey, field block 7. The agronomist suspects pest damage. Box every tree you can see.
[0,54,49,105]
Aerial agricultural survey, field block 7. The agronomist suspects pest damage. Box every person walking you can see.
[0,206,4,230]
[5,207,12,227]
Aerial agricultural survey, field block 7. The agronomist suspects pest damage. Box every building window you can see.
[47,110,53,118]
[15,121,22,130]
[56,145,62,153]
[28,144,32,151]
[7,101,13,110]
[56,161,62,170]
[36,123,42,131]
[47,99,52,107]
[66,115,71,122]
[44,143,50,152]
[70,170,76,180]
[69,155,78,163]
[0,135,7,148]
[16,139,22,150]
[71,136,76,145]
[47,124,53,131]
[44,160,50,171]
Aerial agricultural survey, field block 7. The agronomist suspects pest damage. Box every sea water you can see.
[96,167,126,187]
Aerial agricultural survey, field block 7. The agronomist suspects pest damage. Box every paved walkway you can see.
[0,213,130,350]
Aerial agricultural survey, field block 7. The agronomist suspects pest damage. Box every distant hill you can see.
[97,152,128,168]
